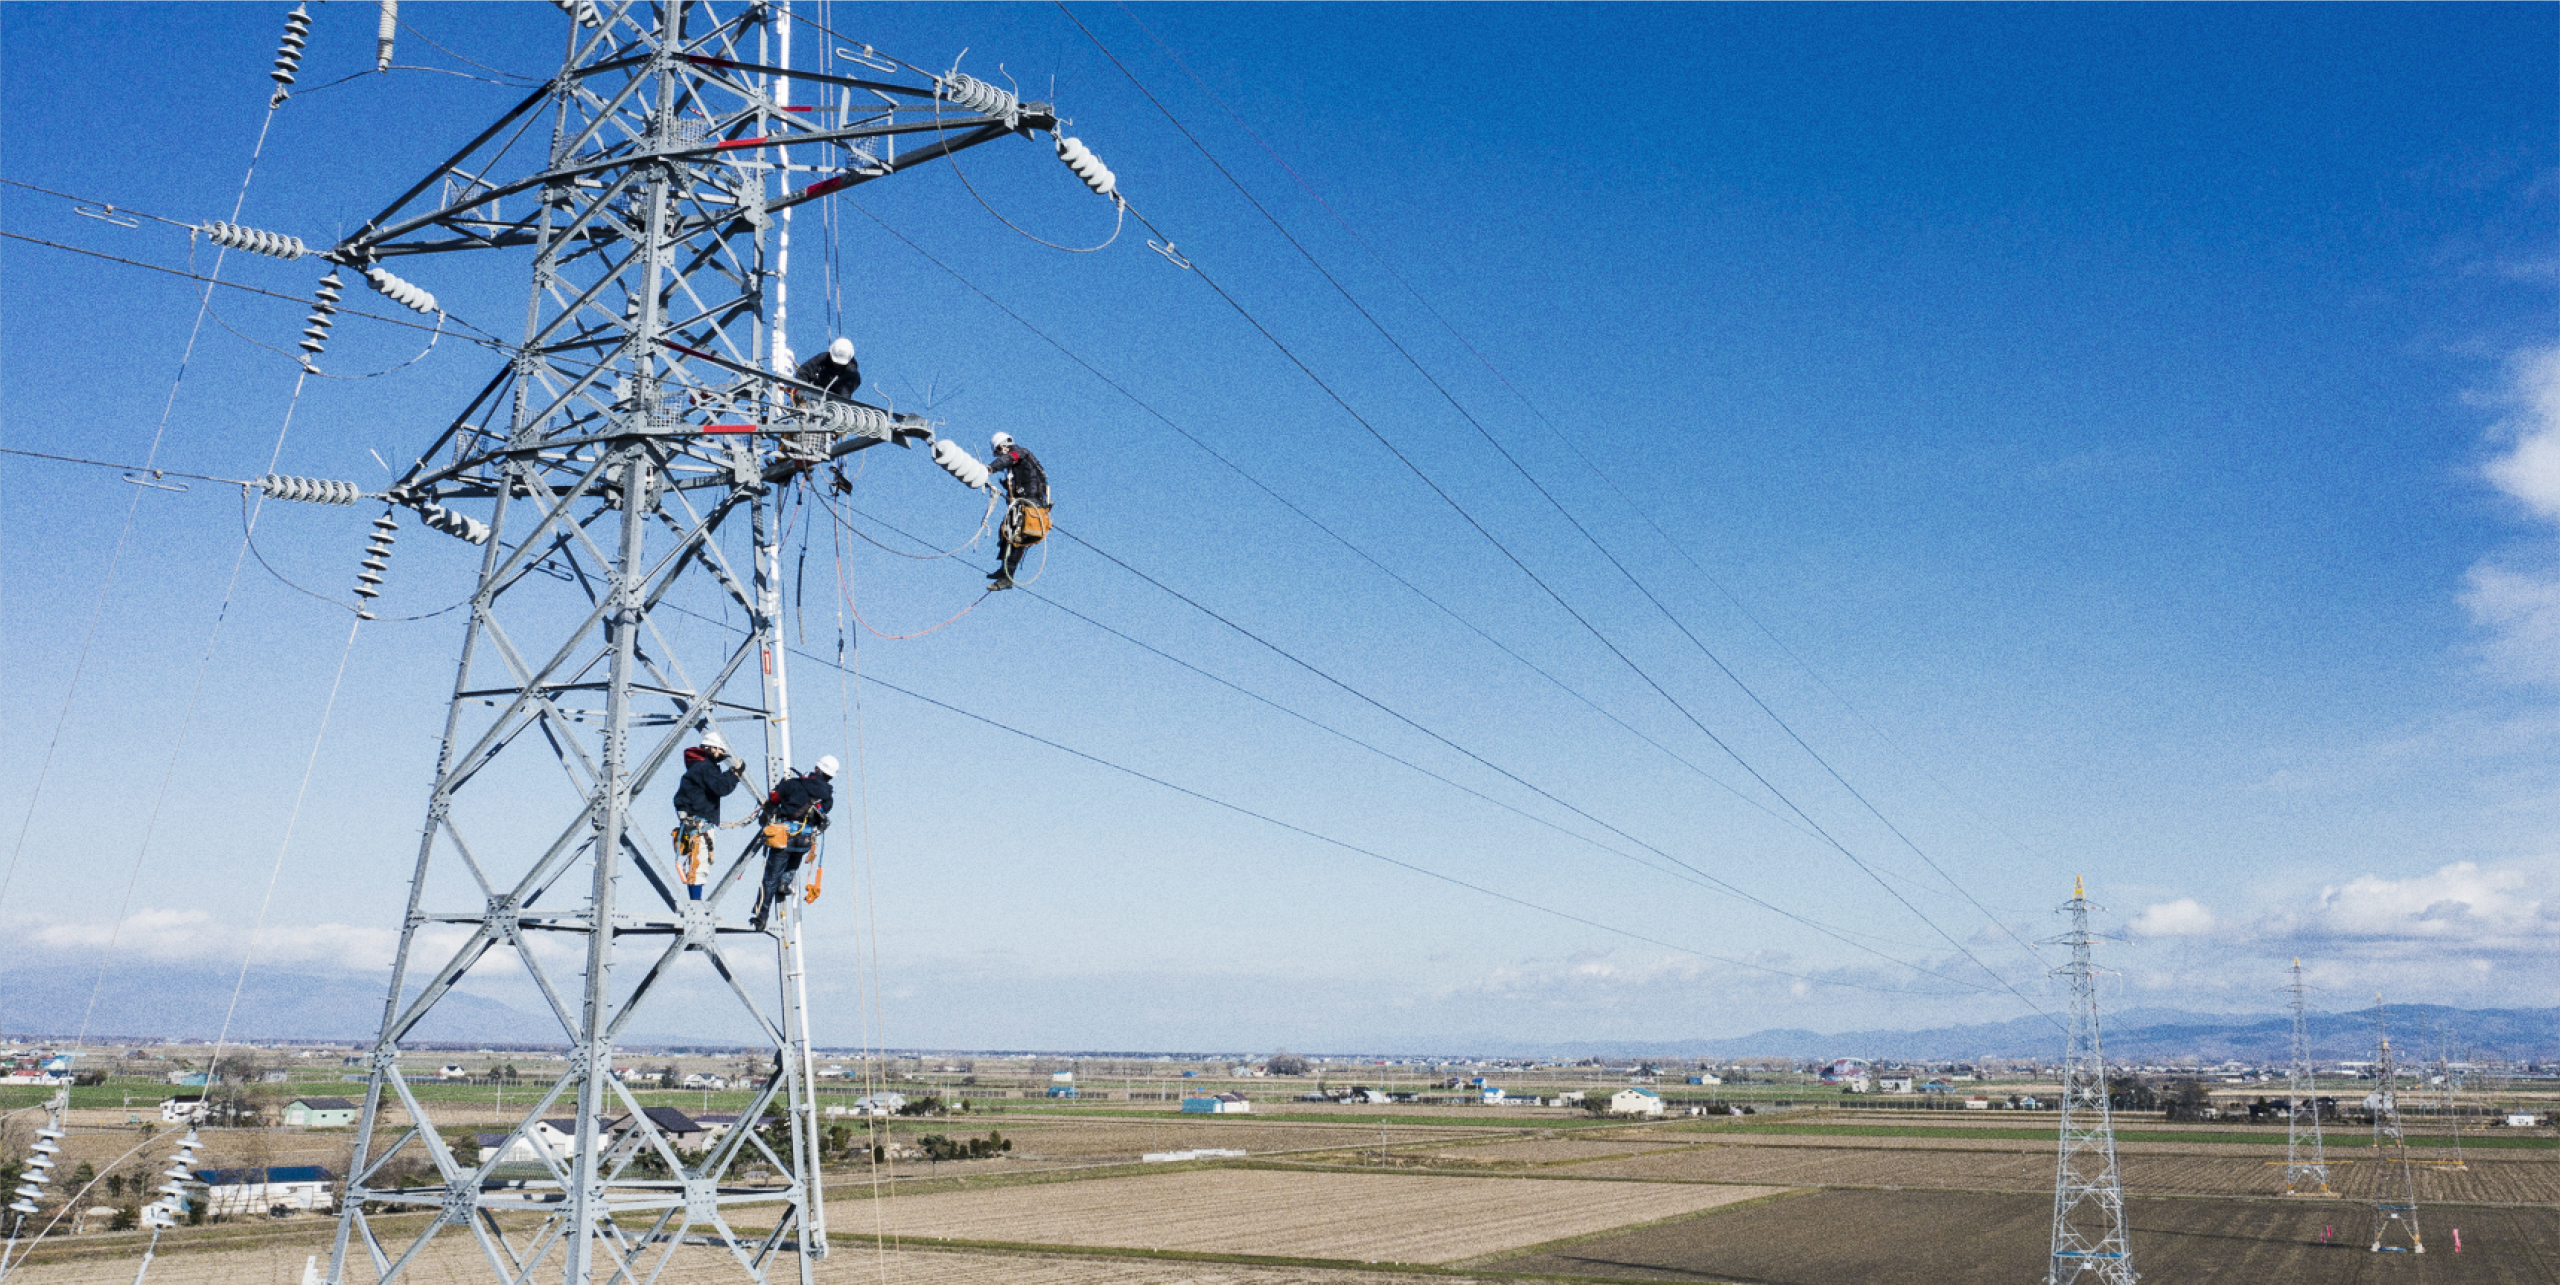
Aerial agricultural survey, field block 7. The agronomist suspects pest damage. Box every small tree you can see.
[2163,1080,2214,1123]
[1266,1053,1310,1077]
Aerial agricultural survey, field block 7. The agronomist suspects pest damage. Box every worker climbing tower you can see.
[2046,877,2137,1285]
[316,4,1054,1282]
[2368,1002,2425,1254]
[2281,959,2330,1196]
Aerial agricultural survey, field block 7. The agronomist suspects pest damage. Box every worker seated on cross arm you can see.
[751,755,836,929]
[671,728,743,901]
[985,431,1051,590]
[792,337,862,403]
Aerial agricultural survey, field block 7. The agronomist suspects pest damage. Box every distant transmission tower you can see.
[2281,959,2330,1196]
[2046,877,2137,1285]
[282,4,1060,1283]
[2368,1001,2425,1254]
[2429,1024,2467,1170]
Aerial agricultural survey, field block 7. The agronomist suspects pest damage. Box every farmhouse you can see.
[160,1095,209,1124]
[282,1097,358,1128]
[615,1106,711,1151]
[1608,1088,1666,1117]
[1182,1092,1252,1114]
[191,1165,335,1216]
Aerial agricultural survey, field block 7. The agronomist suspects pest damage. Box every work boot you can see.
[989,572,1015,591]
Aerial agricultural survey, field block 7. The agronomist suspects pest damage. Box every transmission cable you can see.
[0,96,288,924]
[831,498,1982,979]
[666,599,1967,1000]
[1101,2,2053,963]
[1055,9,2054,1021]
[842,201,1818,849]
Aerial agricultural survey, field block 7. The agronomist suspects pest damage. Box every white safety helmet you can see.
[812,754,840,778]
[699,727,729,754]
[829,336,855,365]
[990,431,1014,453]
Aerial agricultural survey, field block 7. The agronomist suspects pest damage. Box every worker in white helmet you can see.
[751,754,837,929]
[792,336,863,403]
[671,727,744,900]
[984,431,1050,590]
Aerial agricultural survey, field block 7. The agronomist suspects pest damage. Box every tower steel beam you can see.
[319,4,1047,1281]
[2045,877,2137,1285]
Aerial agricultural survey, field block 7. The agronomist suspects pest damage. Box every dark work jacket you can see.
[988,446,1048,505]
[794,351,862,399]
[767,771,834,826]
[673,746,743,822]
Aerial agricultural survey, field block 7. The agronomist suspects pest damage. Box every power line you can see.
[1059,6,2052,1018]
[715,601,1974,1000]
[1112,4,2058,959]
[832,497,1965,969]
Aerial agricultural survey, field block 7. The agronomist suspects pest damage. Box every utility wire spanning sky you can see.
[1,3,2553,1053]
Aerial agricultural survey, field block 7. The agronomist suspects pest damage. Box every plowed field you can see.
[832,1167,1787,1263]
[1494,1187,2560,1284]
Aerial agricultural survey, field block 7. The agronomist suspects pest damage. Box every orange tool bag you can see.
[1006,502,1052,546]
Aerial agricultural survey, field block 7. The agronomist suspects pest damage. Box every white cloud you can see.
[2129,898,2216,938]
[2484,344,2560,522]
[2267,861,2556,954]
[2465,343,2560,685]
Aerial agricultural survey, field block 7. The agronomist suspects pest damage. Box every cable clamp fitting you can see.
[1148,238,1192,270]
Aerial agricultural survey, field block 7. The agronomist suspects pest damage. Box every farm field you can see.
[828,1167,1788,1263]
[12,1242,1487,1285]
[1491,1187,2560,1284]
[1558,1141,2560,1203]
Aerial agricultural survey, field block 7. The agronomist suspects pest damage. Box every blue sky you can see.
[2,2,2553,1054]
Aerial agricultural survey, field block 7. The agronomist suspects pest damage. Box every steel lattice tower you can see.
[2281,959,2330,1196]
[316,4,1052,1282]
[2368,1004,2425,1254]
[2046,877,2137,1285]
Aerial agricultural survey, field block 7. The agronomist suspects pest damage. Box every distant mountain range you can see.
[6,964,2552,1064]
[1475,1005,2560,1064]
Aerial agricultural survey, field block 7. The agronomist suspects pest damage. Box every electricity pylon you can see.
[2281,959,2330,1196]
[2369,1002,2425,1254]
[2428,1025,2467,1170]
[311,4,1053,1282]
[2046,877,2136,1285]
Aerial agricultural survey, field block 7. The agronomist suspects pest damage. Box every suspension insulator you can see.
[365,265,438,314]
[200,220,308,260]
[354,511,398,616]
[299,271,343,363]
[375,0,397,73]
[260,473,365,505]
[1055,136,1117,200]
[272,6,312,96]
[412,499,491,544]
[553,0,602,28]
[940,72,1018,123]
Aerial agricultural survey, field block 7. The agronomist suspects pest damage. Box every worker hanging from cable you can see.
[985,431,1050,590]
[750,754,836,930]
[792,336,863,405]
[671,727,744,900]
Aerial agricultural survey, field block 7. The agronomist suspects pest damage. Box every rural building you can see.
[1181,1092,1252,1114]
[1685,1073,1722,1085]
[836,1093,905,1116]
[282,1097,358,1128]
[695,1113,741,1140]
[2507,1112,2542,1128]
[1608,1088,1665,1117]
[163,1070,209,1087]
[614,1106,710,1151]
[1876,1076,1915,1094]
[160,1095,209,1124]
[494,1117,612,1165]
[1046,1083,1079,1099]
[436,1064,469,1080]
[190,1165,335,1216]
